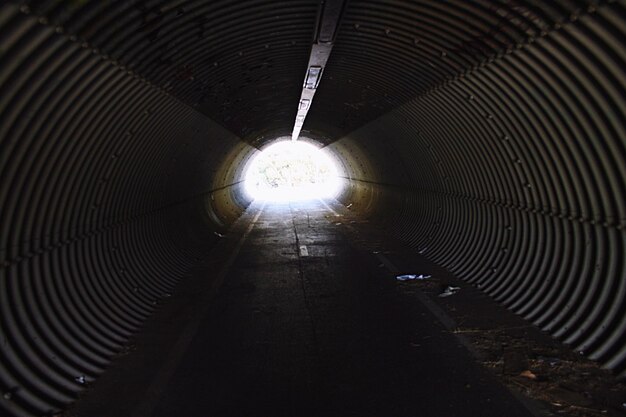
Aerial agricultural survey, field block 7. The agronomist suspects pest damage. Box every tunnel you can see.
[0,0,625,416]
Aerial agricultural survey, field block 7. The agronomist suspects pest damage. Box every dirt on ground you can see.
[334,207,626,417]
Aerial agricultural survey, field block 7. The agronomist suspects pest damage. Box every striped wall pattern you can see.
[330,0,626,380]
[0,0,625,415]
[0,3,253,415]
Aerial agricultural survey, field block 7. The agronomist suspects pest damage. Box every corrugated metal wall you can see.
[0,3,258,415]
[0,0,625,415]
[329,0,626,382]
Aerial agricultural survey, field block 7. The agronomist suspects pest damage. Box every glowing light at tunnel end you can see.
[244,139,342,202]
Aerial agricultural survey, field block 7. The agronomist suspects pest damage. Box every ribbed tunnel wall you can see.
[0,1,625,415]
[328,0,626,380]
[0,3,258,415]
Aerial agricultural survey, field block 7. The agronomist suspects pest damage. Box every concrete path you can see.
[68,199,535,417]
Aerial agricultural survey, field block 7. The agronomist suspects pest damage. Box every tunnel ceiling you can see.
[307,0,584,141]
[16,0,604,146]
[20,0,320,143]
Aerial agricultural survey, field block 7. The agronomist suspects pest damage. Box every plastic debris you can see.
[214,232,224,238]
[438,286,460,297]
[396,274,431,281]
[3,388,16,400]
[299,245,309,257]
[346,203,353,208]
[75,376,86,384]
[519,370,537,380]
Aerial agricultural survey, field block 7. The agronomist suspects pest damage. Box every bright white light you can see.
[244,140,342,202]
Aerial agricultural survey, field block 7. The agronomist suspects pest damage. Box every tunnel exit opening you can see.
[244,139,342,202]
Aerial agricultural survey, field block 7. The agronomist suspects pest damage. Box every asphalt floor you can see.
[67,199,536,417]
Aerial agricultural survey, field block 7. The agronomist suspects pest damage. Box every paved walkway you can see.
[69,200,534,417]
